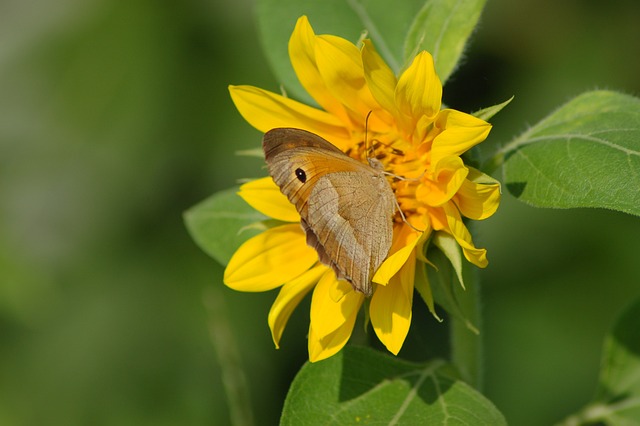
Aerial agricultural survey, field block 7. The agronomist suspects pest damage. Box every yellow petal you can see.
[314,35,382,127]
[308,317,356,363]
[395,51,442,134]
[413,113,436,144]
[310,270,364,337]
[288,16,350,124]
[224,224,318,291]
[370,253,415,355]
[415,156,469,206]
[362,40,398,116]
[373,223,421,285]
[454,168,501,220]
[329,278,354,303]
[443,203,488,268]
[430,109,491,166]
[238,177,299,222]
[428,206,448,231]
[228,85,352,149]
[268,264,326,349]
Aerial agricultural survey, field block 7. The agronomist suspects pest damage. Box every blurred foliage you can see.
[0,0,638,425]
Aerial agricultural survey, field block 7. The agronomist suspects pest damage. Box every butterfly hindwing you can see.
[306,171,395,295]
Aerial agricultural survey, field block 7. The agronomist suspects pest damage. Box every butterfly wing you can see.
[263,128,396,296]
[263,128,362,217]
[305,171,395,296]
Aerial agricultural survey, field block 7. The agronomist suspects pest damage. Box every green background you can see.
[1,0,639,425]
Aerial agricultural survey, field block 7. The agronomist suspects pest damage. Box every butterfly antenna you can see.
[394,200,424,233]
[364,110,373,158]
[382,169,427,182]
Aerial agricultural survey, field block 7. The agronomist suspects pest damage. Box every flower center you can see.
[346,134,429,226]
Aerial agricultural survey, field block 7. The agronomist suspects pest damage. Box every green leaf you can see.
[427,247,478,335]
[473,96,514,122]
[414,261,442,322]
[559,298,640,425]
[404,0,488,84]
[500,90,640,216]
[280,346,505,425]
[184,188,267,266]
[255,0,426,103]
[432,232,465,290]
[426,243,483,388]
[597,298,640,420]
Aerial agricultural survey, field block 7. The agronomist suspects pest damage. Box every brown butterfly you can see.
[263,128,396,296]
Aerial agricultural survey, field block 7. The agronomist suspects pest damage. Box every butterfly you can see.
[263,128,396,296]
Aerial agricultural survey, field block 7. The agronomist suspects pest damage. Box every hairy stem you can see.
[204,286,254,426]
[450,257,483,390]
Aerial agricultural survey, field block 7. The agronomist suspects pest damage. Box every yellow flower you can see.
[225,16,501,362]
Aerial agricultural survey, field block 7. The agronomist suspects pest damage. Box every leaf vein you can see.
[514,148,578,201]
[432,0,463,65]
[388,361,444,425]
[503,129,640,158]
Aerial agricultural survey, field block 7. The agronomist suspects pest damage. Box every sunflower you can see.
[224,16,500,362]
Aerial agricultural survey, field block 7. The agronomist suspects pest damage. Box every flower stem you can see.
[204,286,254,426]
[450,260,483,390]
